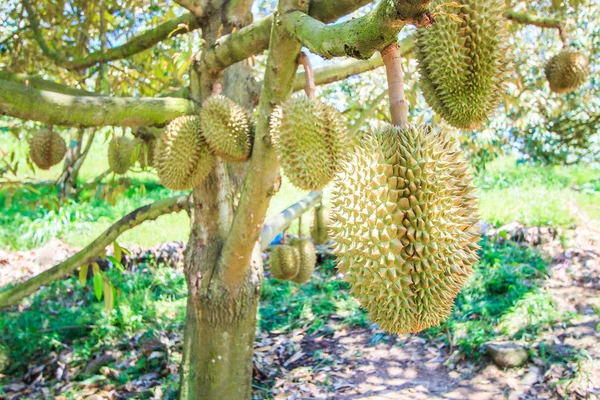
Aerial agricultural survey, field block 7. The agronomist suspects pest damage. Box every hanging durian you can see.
[200,85,252,162]
[270,244,300,281]
[28,129,67,170]
[271,53,352,190]
[545,50,589,94]
[310,205,330,245]
[108,136,136,175]
[155,115,214,190]
[415,0,507,129]
[289,238,317,284]
[329,43,481,334]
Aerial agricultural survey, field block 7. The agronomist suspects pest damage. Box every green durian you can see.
[200,96,251,162]
[330,124,481,334]
[270,244,300,281]
[108,136,136,175]
[289,238,317,284]
[415,0,507,129]
[28,130,67,170]
[545,50,590,94]
[156,115,215,190]
[271,94,352,190]
[311,205,330,245]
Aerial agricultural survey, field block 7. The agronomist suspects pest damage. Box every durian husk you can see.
[156,115,215,190]
[545,50,590,94]
[330,124,481,334]
[28,130,67,170]
[271,94,352,191]
[108,136,136,175]
[200,96,251,162]
[415,0,508,129]
[289,238,317,284]
[310,205,330,245]
[270,244,300,281]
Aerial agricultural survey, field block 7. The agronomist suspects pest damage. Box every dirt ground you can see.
[1,217,599,399]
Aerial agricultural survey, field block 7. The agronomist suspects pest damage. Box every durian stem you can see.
[298,52,316,99]
[212,81,223,96]
[381,42,408,127]
[298,215,303,237]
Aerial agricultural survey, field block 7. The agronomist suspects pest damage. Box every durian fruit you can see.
[200,96,251,162]
[545,50,590,94]
[155,115,215,190]
[270,244,300,281]
[28,130,67,170]
[330,124,481,334]
[289,238,317,284]
[310,205,330,245]
[108,136,136,175]
[271,94,352,190]
[415,0,507,129]
[137,139,156,169]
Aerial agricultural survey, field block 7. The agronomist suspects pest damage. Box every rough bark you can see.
[0,195,190,308]
[0,79,199,127]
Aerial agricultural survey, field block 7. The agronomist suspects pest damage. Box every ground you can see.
[1,157,599,399]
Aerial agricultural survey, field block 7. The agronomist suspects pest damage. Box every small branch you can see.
[77,169,111,194]
[260,192,322,250]
[0,24,30,47]
[0,195,190,308]
[283,0,433,60]
[349,89,388,135]
[504,10,564,30]
[297,52,315,99]
[382,43,408,126]
[0,71,99,97]
[0,79,200,127]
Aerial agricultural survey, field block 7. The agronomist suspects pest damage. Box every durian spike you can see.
[298,52,316,100]
[381,43,409,127]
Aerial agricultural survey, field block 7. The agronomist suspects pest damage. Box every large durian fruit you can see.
[155,115,215,190]
[310,205,330,245]
[415,0,507,129]
[545,50,590,94]
[200,96,251,162]
[270,244,300,281]
[330,124,481,334]
[289,238,317,284]
[271,94,352,190]
[28,130,67,170]
[108,136,136,175]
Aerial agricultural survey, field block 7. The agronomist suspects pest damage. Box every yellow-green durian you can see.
[415,0,507,129]
[28,130,67,170]
[156,115,214,190]
[545,50,590,94]
[271,94,352,190]
[270,244,300,281]
[108,136,136,175]
[200,96,251,162]
[289,238,317,284]
[330,124,481,334]
[310,205,330,245]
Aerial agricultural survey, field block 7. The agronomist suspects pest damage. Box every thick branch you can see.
[504,10,564,29]
[199,0,372,73]
[284,0,431,60]
[220,0,308,286]
[0,80,200,127]
[174,0,207,16]
[0,196,190,308]
[260,192,322,250]
[0,71,99,97]
[23,0,199,70]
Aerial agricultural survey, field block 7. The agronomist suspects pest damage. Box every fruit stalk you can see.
[298,52,316,99]
[381,42,408,126]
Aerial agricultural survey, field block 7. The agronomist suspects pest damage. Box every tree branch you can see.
[199,0,373,73]
[0,195,190,308]
[283,0,432,60]
[174,0,207,16]
[0,71,99,97]
[349,89,387,135]
[220,0,308,287]
[260,192,322,250]
[23,0,200,70]
[504,10,564,29]
[0,79,200,127]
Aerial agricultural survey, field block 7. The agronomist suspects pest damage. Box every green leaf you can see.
[106,255,124,272]
[93,271,103,301]
[103,280,114,312]
[79,264,89,286]
[113,241,122,263]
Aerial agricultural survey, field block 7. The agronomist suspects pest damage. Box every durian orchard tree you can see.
[0,0,592,398]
